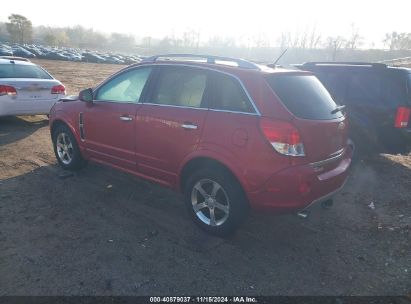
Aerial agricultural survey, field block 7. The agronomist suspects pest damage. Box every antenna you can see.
[273,49,288,65]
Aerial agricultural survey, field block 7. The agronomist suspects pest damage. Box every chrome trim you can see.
[79,112,85,141]
[119,116,133,121]
[93,63,261,116]
[141,102,207,111]
[141,102,259,116]
[208,108,260,116]
[181,123,198,130]
[309,148,345,168]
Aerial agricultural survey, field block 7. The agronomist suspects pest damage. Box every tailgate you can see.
[293,116,348,162]
[265,73,348,162]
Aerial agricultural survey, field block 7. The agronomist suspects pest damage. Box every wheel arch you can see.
[50,116,80,143]
[179,155,248,197]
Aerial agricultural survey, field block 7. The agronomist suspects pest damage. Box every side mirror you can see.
[79,88,93,103]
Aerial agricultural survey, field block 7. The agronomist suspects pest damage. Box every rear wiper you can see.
[331,105,346,114]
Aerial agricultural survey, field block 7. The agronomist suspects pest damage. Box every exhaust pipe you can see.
[321,199,334,209]
[297,198,334,218]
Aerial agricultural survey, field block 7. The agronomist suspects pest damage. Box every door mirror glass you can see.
[79,88,93,102]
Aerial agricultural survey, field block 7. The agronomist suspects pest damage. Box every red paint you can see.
[50,60,352,212]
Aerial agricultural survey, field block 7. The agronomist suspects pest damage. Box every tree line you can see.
[0,14,136,51]
[1,14,411,55]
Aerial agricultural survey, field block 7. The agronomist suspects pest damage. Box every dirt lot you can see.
[31,59,126,95]
[0,59,410,296]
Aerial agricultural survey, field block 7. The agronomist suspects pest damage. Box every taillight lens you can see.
[394,106,410,128]
[51,84,66,95]
[259,118,305,157]
[0,85,17,96]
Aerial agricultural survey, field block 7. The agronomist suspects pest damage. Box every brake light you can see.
[259,118,305,157]
[51,84,66,95]
[394,106,410,128]
[0,85,17,96]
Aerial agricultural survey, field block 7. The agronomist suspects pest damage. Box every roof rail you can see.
[302,61,386,68]
[0,56,31,62]
[142,54,261,70]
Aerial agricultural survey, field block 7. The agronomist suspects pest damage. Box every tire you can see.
[184,168,249,237]
[52,124,86,171]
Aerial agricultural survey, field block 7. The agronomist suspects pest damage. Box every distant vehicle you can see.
[44,52,70,61]
[0,43,140,65]
[296,62,411,153]
[49,54,352,236]
[0,47,13,56]
[0,57,66,117]
[11,47,35,58]
[82,53,106,63]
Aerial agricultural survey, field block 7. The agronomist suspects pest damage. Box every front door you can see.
[83,66,153,170]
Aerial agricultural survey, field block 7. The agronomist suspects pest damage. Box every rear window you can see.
[0,64,52,79]
[266,74,342,120]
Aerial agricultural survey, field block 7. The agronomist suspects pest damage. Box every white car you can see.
[0,57,65,117]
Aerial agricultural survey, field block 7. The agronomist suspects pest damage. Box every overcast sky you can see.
[1,0,410,47]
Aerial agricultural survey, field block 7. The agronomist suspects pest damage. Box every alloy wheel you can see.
[191,179,230,227]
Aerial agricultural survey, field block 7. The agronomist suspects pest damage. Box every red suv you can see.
[49,54,352,236]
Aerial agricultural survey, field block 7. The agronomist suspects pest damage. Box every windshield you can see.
[0,64,53,79]
[265,74,343,120]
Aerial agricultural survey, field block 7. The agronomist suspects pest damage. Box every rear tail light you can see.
[394,106,410,128]
[259,118,305,157]
[51,84,66,95]
[0,85,17,96]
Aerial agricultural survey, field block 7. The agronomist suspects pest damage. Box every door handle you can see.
[120,115,133,122]
[181,123,198,130]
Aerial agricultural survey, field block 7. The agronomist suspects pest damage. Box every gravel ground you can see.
[0,115,410,296]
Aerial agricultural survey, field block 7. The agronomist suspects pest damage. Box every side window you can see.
[383,72,408,106]
[95,67,152,103]
[149,66,208,108]
[210,72,255,113]
[346,71,383,104]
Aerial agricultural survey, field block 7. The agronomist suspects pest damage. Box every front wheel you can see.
[52,124,86,171]
[184,168,249,237]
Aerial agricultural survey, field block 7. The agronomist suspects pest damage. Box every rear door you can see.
[266,74,348,162]
[135,65,209,186]
[83,66,152,170]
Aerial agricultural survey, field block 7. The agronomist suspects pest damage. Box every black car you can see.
[296,62,411,154]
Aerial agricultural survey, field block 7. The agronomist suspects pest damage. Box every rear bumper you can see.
[248,145,353,212]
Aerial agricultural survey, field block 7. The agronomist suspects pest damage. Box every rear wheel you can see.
[184,168,248,236]
[52,124,86,170]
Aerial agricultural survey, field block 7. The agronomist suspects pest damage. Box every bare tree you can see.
[325,36,346,61]
[277,32,291,50]
[345,23,363,50]
[383,31,411,50]
[308,25,322,49]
